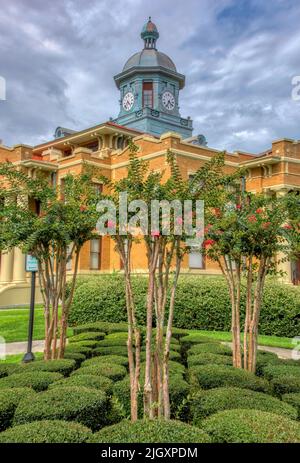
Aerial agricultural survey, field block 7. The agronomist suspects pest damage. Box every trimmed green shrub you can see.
[271,375,300,396]
[263,364,300,381]
[68,340,101,349]
[282,393,300,419]
[69,332,105,343]
[0,371,63,392]
[14,386,109,431]
[69,275,300,337]
[82,355,129,368]
[188,343,232,357]
[64,344,93,358]
[71,363,127,381]
[90,419,211,443]
[48,374,113,394]
[188,353,232,368]
[0,420,92,443]
[140,350,181,363]
[0,388,36,431]
[201,409,300,443]
[190,387,297,424]
[0,364,19,378]
[189,365,269,392]
[181,334,218,348]
[255,351,282,376]
[113,375,189,420]
[63,352,86,367]
[96,332,128,347]
[73,321,128,335]
[14,359,76,377]
[93,346,128,357]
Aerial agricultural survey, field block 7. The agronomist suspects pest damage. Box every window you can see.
[189,247,205,269]
[90,238,101,270]
[93,183,103,195]
[51,172,57,188]
[143,82,153,108]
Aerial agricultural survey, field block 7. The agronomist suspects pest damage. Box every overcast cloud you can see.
[0,0,299,153]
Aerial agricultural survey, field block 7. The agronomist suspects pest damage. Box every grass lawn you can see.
[0,307,73,343]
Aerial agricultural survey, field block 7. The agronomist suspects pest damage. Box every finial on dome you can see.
[141,17,159,49]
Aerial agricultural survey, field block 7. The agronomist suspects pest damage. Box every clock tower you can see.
[113,18,193,138]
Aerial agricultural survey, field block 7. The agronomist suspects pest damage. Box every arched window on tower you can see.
[143,82,153,108]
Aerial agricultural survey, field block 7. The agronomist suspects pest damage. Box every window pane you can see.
[91,239,100,252]
[189,251,203,269]
[90,253,99,270]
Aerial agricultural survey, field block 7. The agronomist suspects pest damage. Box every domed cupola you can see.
[113,18,193,138]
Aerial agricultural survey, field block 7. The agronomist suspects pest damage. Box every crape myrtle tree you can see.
[203,186,300,372]
[98,140,231,420]
[0,164,100,359]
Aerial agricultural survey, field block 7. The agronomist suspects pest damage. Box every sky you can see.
[0,0,299,153]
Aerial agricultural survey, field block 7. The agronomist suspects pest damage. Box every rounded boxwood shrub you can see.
[14,359,76,377]
[188,353,232,368]
[96,332,128,347]
[190,387,297,425]
[14,386,110,431]
[271,375,300,396]
[82,355,129,368]
[48,374,113,394]
[63,352,86,367]
[188,343,232,357]
[68,331,106,343]
[71,363,127,382]
[64,344,93,358]
[181,334,218,349]
[263,365,300,381]
[255,351,282,376]
[0,364,19,378]
[189,365,269,392]
[0,420,92,443]
[90,419,211,443]
[73,321,129,335]
[0,371,63,392]
[93,346,128,357]
[140,350,181,363]
[201,409,300,443]
[0,388,36,431]
[282,393,300,419]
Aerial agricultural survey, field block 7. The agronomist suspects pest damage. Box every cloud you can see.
[0,0,299,153]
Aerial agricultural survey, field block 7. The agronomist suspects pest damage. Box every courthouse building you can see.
[0,18,300,305]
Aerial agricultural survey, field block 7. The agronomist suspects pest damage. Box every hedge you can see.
[188,342,232,357]
[0,420,92,443]
[81,355,129,368]
[0,364,19,378]
[14,359,76,377]
[140,350,182,363]
[0,371,63,392]
[69,275,300,337]
[64,344,93,358]
[68,332,106,343]
[189,365,269,392]
[71,363,127,382]
[188,353,233,368]
[73,321,128,335]
[14,386,110,431]
[96,332,128,347]
[0,388,36,431]
[113,376,190,420]
[271,375,300,396]
[201,409,300,443]
[93,346,129,357]
[190,387,297,424]
[282,393,300,419]
[63,352,86,368]
[89,419,211,443]
[255,351,282,376]
[263,365,300,381]
[48,374,114,394]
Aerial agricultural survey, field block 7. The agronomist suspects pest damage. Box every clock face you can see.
[162,91,175,111]
[122,92,134,111]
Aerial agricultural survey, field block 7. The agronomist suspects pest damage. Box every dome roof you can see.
[141,17,159,40]
[122,48,177,72]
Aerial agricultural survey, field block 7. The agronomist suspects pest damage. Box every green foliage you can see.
[81,355,129,368]
[69,276,300,338]
[63,352,86,368]
[188,342,232,357]
[14,359,76,377]
[72,320,129,335]
[0,388,36,431]
[190,387,297,424]
[0,371,63,392]
[188,353,232,368]
[68,332,106,343]
[0,420,92,443]
[255,351,282,376]
[201,409,300,443]
[48,374,113,394]
[96,332,128,347]
[71,363,127,382]
[64,344,93,358]
[189,365,269,392]
[263,364,300,381]
[14,386,109,431]
[282,393,300,419]
[271,375,300,396]
[89,419,212,443]
[93,346,128,357]
[140,350,181,363]
[0,363,19,378]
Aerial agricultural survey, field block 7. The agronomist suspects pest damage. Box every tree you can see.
[203,188,299,372]
[0,164,100,359]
